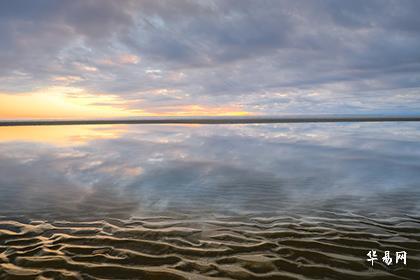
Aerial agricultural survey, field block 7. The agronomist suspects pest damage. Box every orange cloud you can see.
[119,54,140,64]
[98,54,140,66]
[143,104,250,116]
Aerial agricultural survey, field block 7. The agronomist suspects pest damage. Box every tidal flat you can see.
[0,123,419,279]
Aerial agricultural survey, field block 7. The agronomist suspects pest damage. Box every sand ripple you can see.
[1,212,419,280]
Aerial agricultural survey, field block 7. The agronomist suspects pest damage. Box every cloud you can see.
[0,0,419,115]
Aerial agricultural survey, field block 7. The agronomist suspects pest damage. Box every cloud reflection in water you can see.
[0,123,419,219]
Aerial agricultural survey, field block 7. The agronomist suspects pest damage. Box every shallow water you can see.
[0,123,419,279]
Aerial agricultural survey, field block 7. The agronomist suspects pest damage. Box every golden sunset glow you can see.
[0,87,251,119]
[145,105,250,117]
[0,87,139,119]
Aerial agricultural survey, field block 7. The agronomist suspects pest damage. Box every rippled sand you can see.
[1,210,419,280]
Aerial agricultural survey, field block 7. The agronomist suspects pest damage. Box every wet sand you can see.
[1,205,420,279]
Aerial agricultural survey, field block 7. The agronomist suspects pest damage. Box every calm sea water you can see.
[0,123,419,279]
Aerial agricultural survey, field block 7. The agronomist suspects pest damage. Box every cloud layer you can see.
[1,0,420,115]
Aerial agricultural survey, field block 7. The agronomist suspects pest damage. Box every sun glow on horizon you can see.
[0,87,251,120]
[0,87,139,120]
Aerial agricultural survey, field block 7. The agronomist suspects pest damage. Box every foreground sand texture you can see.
[1,210,420,280]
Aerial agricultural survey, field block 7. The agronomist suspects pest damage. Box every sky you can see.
[1,0,420,119]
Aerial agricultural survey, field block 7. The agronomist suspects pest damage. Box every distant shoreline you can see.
[1,115,420,126]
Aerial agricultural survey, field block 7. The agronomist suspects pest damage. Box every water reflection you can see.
[0,125,127,145]
[0,123,419,218]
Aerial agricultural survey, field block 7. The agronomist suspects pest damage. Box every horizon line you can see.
[1,114,420,126]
